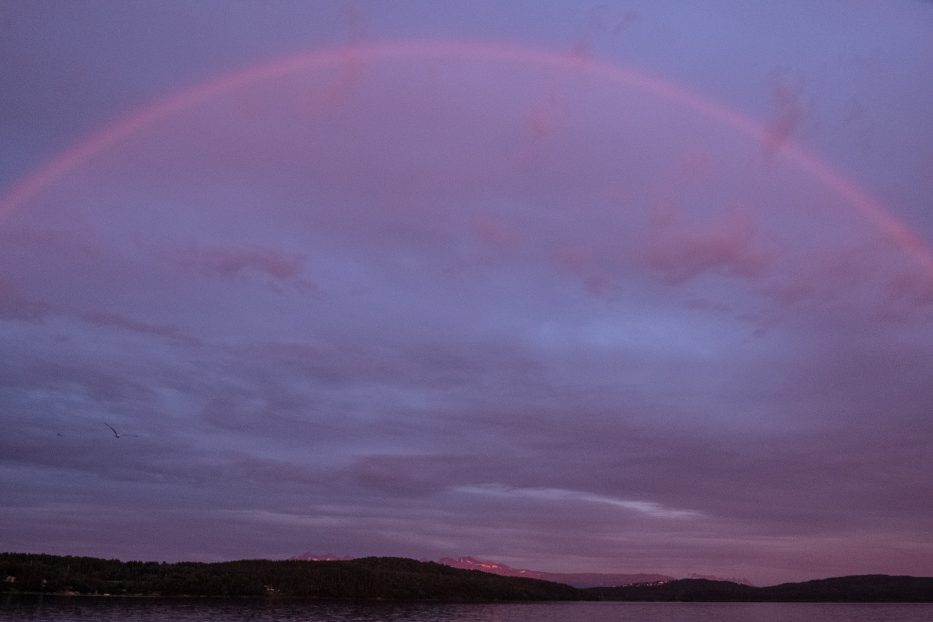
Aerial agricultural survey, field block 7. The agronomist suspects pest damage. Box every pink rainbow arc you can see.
[2,39,931,274]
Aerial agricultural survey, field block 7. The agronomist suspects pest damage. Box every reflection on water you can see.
[3,596,933,622]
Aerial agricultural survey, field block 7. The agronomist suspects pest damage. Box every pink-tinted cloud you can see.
[525,91,563,141]
[471,215,519,251]
[884,269,933,313]
[763,71,808,155]
[645,209,769,284]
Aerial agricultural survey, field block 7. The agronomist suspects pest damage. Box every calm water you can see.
[3,597,933,622]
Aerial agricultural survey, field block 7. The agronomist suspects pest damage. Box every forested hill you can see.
[0,553,580,601]
[584,575,933,602]
[4,553,933,602]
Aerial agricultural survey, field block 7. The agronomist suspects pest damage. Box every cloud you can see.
[2,359,157,406]
[763,71,808,155]
[183,245,309,284]
[0,278,48,321]
[884,270,933,312]
[471,215,518,250]
[553,246,617,296]
[457,484,703,519]
[78,310,201,346]
[349,454,466,497]
[525,91,563,141]
[645,208,769,284]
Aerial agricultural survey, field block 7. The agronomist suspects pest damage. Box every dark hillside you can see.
[759,575,933,602]
[0,553,579,601]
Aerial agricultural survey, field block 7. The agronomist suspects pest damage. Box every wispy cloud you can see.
[457,484,703,519]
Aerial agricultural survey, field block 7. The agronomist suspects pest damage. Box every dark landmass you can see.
[585,575,933,602]
[0,553,579,601]
[3,553,932,602]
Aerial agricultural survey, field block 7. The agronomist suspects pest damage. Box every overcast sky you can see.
[2,1,933,586]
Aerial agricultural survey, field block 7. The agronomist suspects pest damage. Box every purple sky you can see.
[2,1,933,586]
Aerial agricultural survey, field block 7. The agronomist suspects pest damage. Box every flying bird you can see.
[104,422,137,438]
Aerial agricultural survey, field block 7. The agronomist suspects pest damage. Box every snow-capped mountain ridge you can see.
[438,556,674,588]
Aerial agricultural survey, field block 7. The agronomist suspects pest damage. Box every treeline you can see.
[0,554,580,601]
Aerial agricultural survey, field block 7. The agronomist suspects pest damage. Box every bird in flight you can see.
[104,422,137,438]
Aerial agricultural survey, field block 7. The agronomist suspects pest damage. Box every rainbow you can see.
[2,39,930,273]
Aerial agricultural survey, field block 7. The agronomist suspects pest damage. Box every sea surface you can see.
[3,597,933,622]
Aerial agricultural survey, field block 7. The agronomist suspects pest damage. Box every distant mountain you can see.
[585,575,933,602]
[289,552,349,561]
[687,572,755,586]
[587,578,758,601]
[439,556,672,588]
[296,554,749,588]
